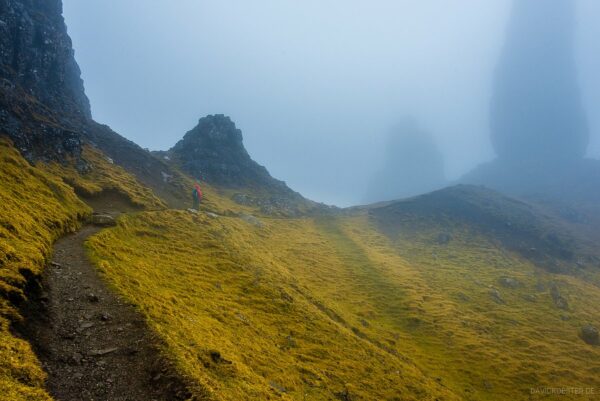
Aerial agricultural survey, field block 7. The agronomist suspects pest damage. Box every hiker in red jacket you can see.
[192,183,203,210]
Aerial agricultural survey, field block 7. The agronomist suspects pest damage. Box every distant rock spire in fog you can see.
[491,0,588,162]
[463,0,600,202]
[365,118,446,203]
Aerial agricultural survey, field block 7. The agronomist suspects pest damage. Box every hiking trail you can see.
[19,210,189,401]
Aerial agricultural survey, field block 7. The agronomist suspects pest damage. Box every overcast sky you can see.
[62,1,600,206]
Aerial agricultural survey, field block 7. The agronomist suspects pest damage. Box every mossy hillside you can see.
[0,138,90,401]
[88,210,461,401]
[43,144,166,210]
[372,212,600,400]
[1,136,188,401]
[88,206,600,400]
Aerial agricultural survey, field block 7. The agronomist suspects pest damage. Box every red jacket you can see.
[194,183,203,200]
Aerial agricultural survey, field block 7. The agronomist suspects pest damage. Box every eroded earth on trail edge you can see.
[16,225,190,401]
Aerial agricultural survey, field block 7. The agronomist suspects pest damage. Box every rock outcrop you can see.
[166,114,297,195]
[490,0,587,163]
[1,0,194,207]
[463,0,600,202]
[0,0,90,162]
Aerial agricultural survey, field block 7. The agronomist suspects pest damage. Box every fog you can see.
[62,0,600,206]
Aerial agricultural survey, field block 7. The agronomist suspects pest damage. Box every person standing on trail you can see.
[192,183,203,210]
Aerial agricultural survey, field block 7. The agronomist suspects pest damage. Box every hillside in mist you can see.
[1,1,599,401]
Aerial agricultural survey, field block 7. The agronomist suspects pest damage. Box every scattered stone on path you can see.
[71,353,83,365]
[89,347,119,356]
[91,214,116,227]
[20,225,191,401]
[76,322,94,333]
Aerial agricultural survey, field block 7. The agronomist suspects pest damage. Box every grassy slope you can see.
[0,138,166,400]
[3,133,600,400]
[88,211,460,400]
[43,145,166,210]
[0,138,89,400]
[86,194,600,400]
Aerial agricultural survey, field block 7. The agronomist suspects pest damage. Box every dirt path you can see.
[20,224,189,401]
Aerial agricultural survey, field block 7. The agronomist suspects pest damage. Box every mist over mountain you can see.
[463,0,600,202]
[2,1,600,400]
[491,0,588,162]
[364,118,446,203]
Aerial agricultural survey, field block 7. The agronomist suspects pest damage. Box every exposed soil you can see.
[16,222,191,401]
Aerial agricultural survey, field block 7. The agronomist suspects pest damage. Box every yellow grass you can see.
[0,137,169,400]
[2,134,600,400]
[0,138,89,400]
[86,205,600,400]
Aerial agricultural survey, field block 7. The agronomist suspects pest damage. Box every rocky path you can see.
[20,224,189,401]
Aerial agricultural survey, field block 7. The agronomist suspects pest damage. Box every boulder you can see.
[489,288,505,304]
[498,277,521,289]
[240,214,263,228]
[91,214,116,227]
[580,325,599,346]
[550,285,569,310]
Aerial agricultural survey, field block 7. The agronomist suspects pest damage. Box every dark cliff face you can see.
[0,0,91,162]
[0,0,90,119]
[168,114,293,194]
[0,0,192,207]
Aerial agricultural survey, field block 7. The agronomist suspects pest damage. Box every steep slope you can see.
[0,136,181,400]
[0,0,203,210]
[2,1,600,401]
[86,185,600,400]
[0,138,88,400]
[88,210,461,401]
[0,0,89,162]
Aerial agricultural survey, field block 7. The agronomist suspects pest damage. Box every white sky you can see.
[63,1,600,206]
